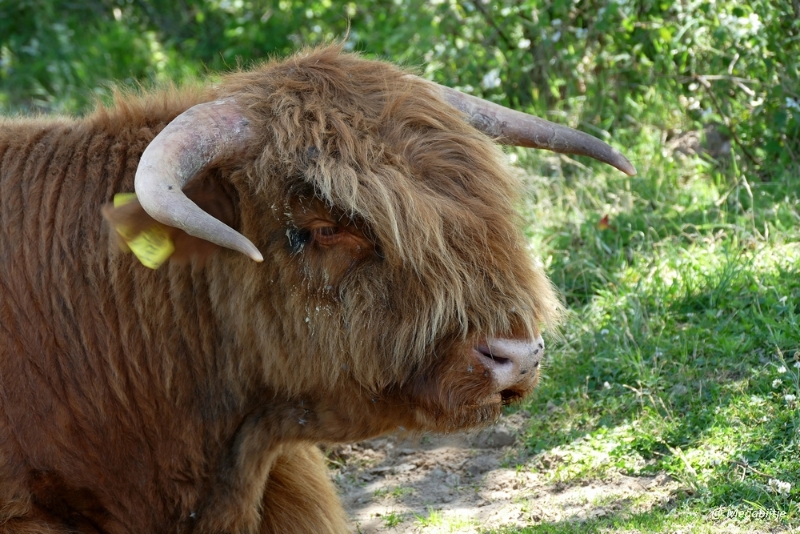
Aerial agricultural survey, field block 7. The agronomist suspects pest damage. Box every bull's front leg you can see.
[194,399,363,533]
[257,444,349,534]
[194,441,349,534]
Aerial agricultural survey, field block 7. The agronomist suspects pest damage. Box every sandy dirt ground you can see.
[330,411,682,533]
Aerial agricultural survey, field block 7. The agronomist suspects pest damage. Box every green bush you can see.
[2,0,797,178]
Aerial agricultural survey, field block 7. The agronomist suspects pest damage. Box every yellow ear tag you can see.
[112,193,175,269]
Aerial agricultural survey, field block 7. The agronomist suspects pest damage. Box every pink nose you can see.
[475,336,545,391]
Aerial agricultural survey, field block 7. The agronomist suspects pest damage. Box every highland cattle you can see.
[0,46,634,533]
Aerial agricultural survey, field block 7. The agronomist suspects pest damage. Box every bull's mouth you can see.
[500,388,524,405]
[476,389,525,408]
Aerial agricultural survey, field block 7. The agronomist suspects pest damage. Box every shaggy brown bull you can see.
[0,46,634,533]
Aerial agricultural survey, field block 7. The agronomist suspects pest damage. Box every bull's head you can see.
[115,47,634,439]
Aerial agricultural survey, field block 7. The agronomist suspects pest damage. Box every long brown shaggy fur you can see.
[0,46,560,533]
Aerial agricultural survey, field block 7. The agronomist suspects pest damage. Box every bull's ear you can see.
[102,176,238,267]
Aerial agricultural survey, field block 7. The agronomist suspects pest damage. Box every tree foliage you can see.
[1,0,798,177]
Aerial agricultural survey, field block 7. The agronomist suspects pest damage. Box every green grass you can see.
[381,509,404,528]
[414,507,445,529]
[484,506,744,533]
[506,131,800,532]
[414,507,479,532]
[374,486,414,499]
[485,503,791,533]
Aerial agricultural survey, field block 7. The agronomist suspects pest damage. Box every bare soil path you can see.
[331,412,679,533]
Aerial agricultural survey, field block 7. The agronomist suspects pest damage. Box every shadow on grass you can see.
[518,244,799,512]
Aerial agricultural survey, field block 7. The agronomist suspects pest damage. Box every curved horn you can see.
[430,82,637,176]
[134,99,263,262]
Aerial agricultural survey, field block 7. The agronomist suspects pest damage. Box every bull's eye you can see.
[287,228,311,254]
[312,226,344,245]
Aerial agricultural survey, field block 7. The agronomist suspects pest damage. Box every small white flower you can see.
[777,365,788,374]
[773,379,783,388]
[784,394,796,403]
[793,361,800,369]
[747,13,763,33]
[600,329,609,336]
[481,69,501,90]
[603,381,611,390]
[518,38,531,49]
[768,478,792,495]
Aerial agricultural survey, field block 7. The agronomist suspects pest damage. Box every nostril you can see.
[476,345,511,366]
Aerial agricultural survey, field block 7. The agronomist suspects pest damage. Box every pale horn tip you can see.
[614,154,637,176]
[247,248,264,263]
[233,238,264,262]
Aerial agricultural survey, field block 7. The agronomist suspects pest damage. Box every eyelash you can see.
[311,226,343,245]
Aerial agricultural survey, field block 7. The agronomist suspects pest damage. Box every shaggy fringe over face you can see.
[211,46,562,393]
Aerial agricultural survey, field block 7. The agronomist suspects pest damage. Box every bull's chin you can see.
[413,383,536,432]
[472,388,527,410]
[415,398,505,432]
